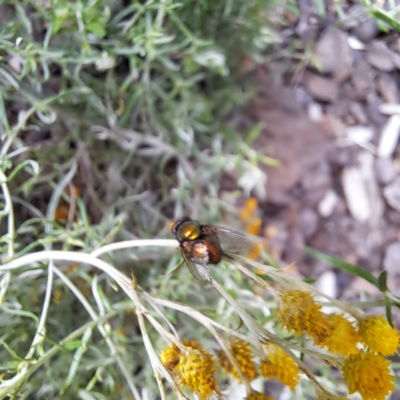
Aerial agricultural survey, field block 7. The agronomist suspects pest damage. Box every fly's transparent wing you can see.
[180,244,210,282]
[208,225,251,255]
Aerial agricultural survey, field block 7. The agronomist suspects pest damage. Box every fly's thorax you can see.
[174,219,202,241]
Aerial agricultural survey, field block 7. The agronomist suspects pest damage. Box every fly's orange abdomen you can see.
[203,240,222,264]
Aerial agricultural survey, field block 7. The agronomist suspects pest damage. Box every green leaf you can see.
[52,17,67,34]
[2,304,40,325]
[370,6,400,33]
[61,328,92,394]
[385,300,394,327]
[304,247,379,288]
[263,252,281,270]
[0,361,21,371]
[62,340,82,351]
[245,123,262,146]
[86,22,106,38]
[254,270,274,282]
[256,153,281,167]
[378,270,388,292]
[0,90,10,131]
[0,339,24,361]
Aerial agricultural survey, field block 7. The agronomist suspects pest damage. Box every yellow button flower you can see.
[240,198,259,220]
[342,351,395,400]
[260,344,300,390]
[160,342,181,372]
[160,340,219,399]
[244,390,273,400]
[219,338,258,382]
[276,290,333,345]
[245,218,262,236]
[358,315,399,356]
[322,314,360,356]
[247,242,264,260]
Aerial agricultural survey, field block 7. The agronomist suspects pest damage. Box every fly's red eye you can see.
[171,221,179,235]
[171,216,191,235]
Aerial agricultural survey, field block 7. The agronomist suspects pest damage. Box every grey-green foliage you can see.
[0,0,273,398]
[1,0,271,234]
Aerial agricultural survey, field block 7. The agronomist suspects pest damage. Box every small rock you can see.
[327,145,356,166]
[317,270,337,301]
[318,189,339,217]
[375,158,397,185]
[342,166,371,223]
[393,52,400,70]
[383,242,400,276]
[294,84,313,106]
[319,114,345,137]
[304,73,339,102]
[344,115,357,125]
[302,162,332,206]
[392,38,400,53]
[359,151,384,227]
[366,41,395,72]
[378,115,400,158]
[345,125,374,145]
[299,208,319,238]
[394,157,400,173]
[383,177,400,212]
[366,96,387,126]
[376,73,399,103]
[349,102,368,124]
[351,59,375,100]
[354,18,379,43]
[379,103,400,115]
[353,49,365,63]
[387,209,400,225]
[308,102,323,121]
[348,36,366,51]
[326,101,350,119]
[314,28,353,81]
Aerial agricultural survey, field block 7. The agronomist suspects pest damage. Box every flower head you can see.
[239,197,265,260]
[160,340,219,399]
[276,290,333,345]
[247,242,264,260]
[260,344,300,389]
[240,198,259,220]
[322,314,359,356]
[219,339,258,382]
[160,342,181,372]
[243,390,273,400]
[342,351,395,400]
[358,315,399,356]
[245,218,262,236]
